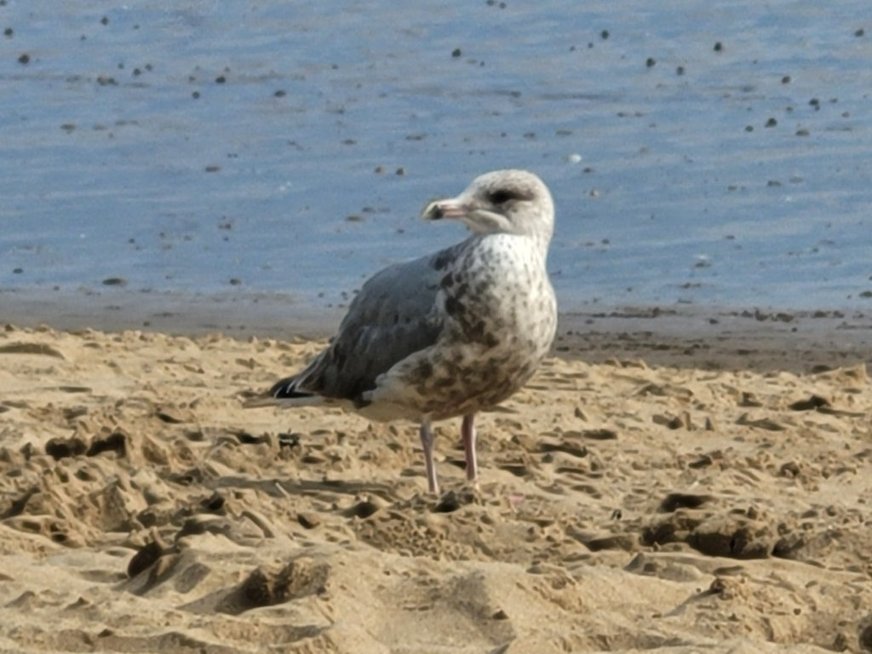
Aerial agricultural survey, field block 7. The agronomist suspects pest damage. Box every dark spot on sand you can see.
[127,539,166,578]
[45,437,87,460]
[87,431,127,457]
[347,500,380,519]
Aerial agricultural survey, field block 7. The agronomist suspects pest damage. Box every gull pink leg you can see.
[419,420,439,495]
[461,413,478,486]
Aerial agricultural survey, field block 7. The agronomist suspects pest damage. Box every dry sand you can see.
[1,322,871,653]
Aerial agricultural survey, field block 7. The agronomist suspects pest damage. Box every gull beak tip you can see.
[422,201,443,221]
[422,199,467,221]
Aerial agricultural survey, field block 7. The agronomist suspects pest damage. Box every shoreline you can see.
[2,288,870,373]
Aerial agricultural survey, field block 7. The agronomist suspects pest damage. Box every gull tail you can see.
[243,375,326,409]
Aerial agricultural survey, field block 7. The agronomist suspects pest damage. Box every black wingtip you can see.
[269,376,314,400]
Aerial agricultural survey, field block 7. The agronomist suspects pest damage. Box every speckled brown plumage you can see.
[252,170,558,494]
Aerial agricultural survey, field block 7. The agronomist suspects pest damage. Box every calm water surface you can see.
[1,1,871,324]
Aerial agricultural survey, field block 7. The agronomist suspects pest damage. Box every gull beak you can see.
[422,197,469,221]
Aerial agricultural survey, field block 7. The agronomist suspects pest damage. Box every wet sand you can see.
[1,319,870,653]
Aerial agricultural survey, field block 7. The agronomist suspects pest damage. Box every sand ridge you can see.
[1,324,870,653]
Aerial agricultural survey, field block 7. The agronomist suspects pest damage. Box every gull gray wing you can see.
[273,242,466,403]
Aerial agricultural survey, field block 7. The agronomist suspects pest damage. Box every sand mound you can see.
[1,325,870,652]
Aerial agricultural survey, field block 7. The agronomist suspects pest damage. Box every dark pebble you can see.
[297,512,320,529]
[765,117,777,127]
[855,28,865,37]
[348,500,380,519]
[102,276,127,286]
[215,75,226,84]
[395,167,405,176]
[4,27,12,37]
[45,437,87,460]
[87,431,127,457]
[17,53,29,64]
[745,125,754,132]
[236,432,270,446]
[600,30,609,39]
[12,267,23,274]
[781,75,791,84]
[451,48,462,58]
[796,129,810,137]
[191,91,200,99]
[127,540,165,578]
[100,16,109,25]
[713,41,723,52]
[229,278,242,286]
[277,433,300,448]
[676,65,685,75]
[205,165,221,172]
[789,395,830,411]
[645,57,656,67]
[274,89,286,97]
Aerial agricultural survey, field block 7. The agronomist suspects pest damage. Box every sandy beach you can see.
[1,319,870,653]
[3,1,871,650]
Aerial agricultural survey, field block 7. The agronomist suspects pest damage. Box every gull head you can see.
[422,169,554,244]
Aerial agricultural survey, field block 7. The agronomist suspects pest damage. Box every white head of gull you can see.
[247,169,558,495]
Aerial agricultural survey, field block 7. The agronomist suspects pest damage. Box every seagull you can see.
[247,170,557,494]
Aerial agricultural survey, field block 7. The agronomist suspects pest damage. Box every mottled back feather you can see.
[273,243,467,403]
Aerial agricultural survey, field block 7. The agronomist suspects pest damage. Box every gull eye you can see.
[487,189,516,205]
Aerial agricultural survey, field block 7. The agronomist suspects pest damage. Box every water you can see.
[2,0,871,326]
